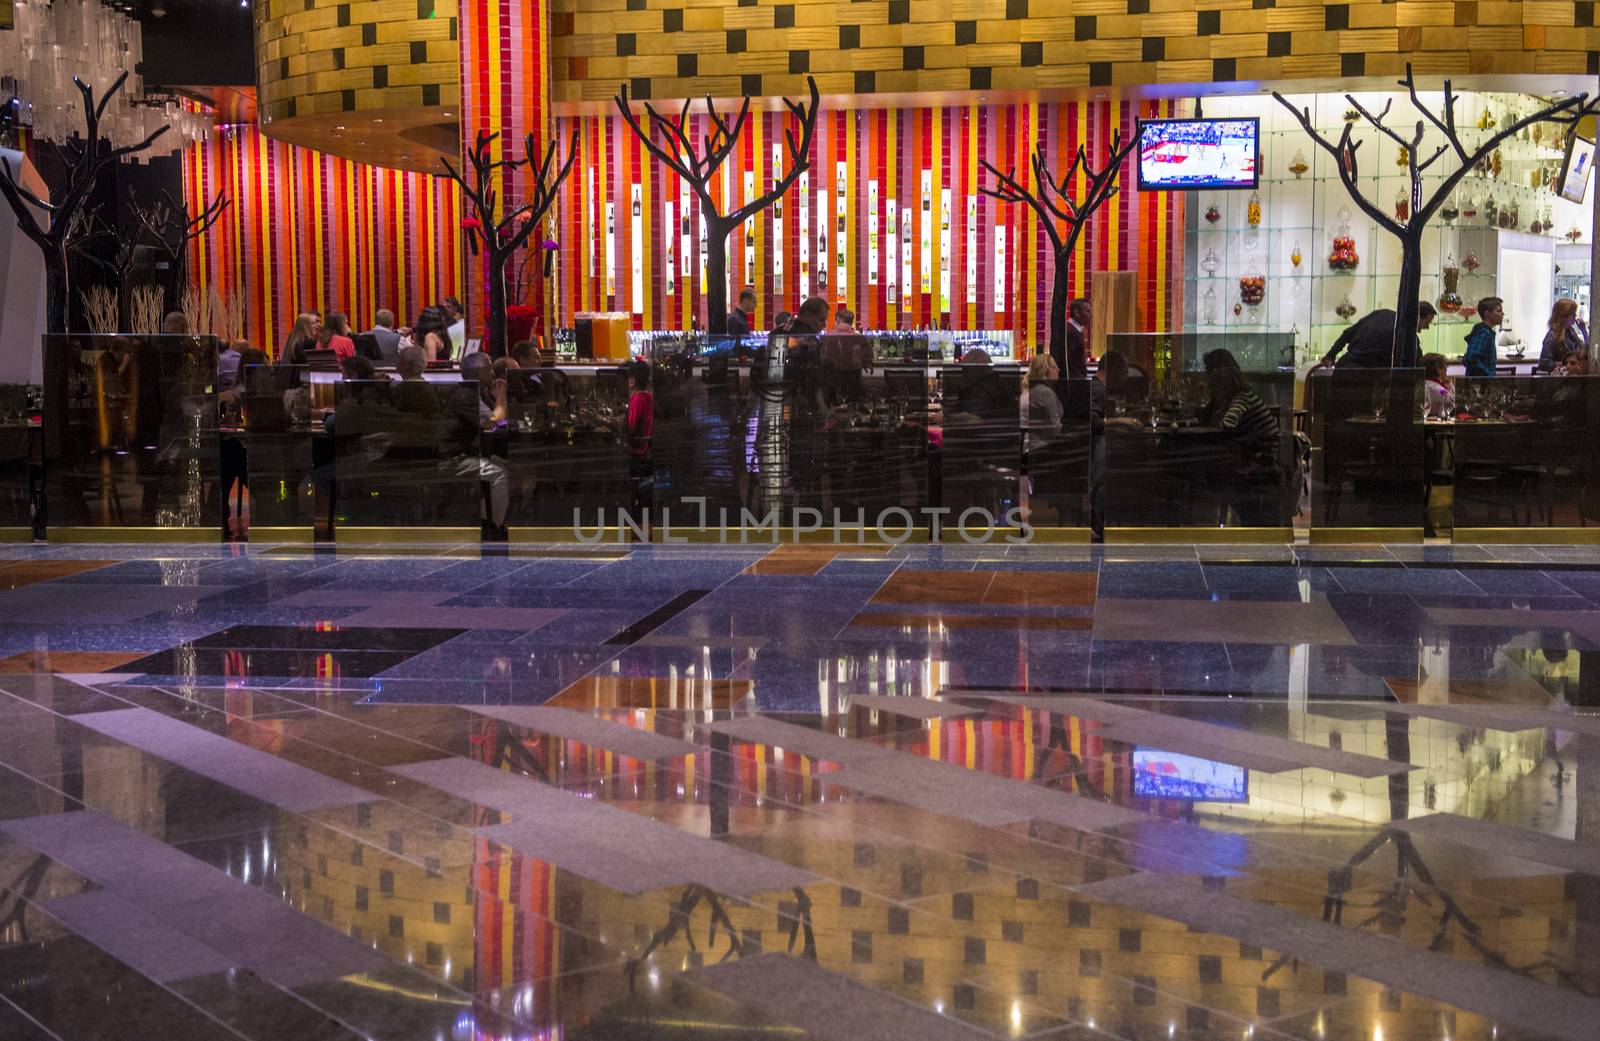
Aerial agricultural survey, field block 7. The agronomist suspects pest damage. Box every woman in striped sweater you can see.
[1207,365,1280,467]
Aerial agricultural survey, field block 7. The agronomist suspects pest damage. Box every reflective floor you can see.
[1,540,1599,1041]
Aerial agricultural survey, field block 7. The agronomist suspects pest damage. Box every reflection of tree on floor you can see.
[490,721,551,785]
[1306,826,1592,995]
[485,720,819,990]
[0,854,51,942]
[625,883,816,994]
[1032,712,1107,801]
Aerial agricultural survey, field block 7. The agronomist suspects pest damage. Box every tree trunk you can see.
[1392,235,1423,369]
[705,221,730,336]
[44,239,70,336]
[1048,250,1070,364]
[485,250,508,357]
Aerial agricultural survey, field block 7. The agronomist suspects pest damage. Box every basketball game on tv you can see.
[1137,117,1260,190]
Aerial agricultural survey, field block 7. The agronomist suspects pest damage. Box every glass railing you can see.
[1306,368,1428,536]
[42,334,222,531]
[1429,375,1600,536]
[16,334,1600,544]
[0,383,41,537]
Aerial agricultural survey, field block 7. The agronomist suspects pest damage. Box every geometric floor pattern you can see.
[0,540,1598,1040]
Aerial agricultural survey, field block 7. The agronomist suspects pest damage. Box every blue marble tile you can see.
[1455,569,1581,597]
[1324,593,1437,646]
[460,559,618,592]
[433,628,539,646]
[1407,593,1595,612]
[54,560,218,586]
[1089,640,1232,672]
[1094,562,1207,596]
[440,590,670,610]
[1323,566,1482,596]
[1200,565,1342,593]
[1543,570,1600,599]
[512,610,638,645]
[374,645,616,683]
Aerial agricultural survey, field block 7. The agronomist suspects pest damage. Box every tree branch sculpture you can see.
[614,77,820,335]
[128,186,230,306]
[1275,65,1589,366]
[441,129,577,356]
[981,130,1137,366]
[0,73,169,334]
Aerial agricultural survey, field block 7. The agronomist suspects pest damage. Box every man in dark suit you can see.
[1056,298,1092,381]
[727,288,756,339]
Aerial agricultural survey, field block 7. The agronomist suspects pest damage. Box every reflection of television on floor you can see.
[1137,118,1259,190]
[1132,748,1248,802]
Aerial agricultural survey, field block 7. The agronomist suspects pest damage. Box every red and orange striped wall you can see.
[182,122,465,354]
[553,99,1186,349]
[457,0,552,326]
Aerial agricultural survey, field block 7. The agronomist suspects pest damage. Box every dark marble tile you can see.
[188,625,465,653]
[119,648,419,680]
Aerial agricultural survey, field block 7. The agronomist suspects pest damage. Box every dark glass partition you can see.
[1100,369,1298,529]
[0,384,41,537]
[497,364,632,529]
[650,334,933,537]
[1442,375,1600,532]
[222,364,327,538]
[329,378,486,531]
[43,334,221,531]
[937,362,1025,528]
[1306,368,1426,535]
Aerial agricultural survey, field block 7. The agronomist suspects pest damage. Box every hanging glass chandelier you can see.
[0,0,212,156]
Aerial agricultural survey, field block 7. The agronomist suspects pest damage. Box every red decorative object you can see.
[1328,236,1358,271]
[505,304,537,347]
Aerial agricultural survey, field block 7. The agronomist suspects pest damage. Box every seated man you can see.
[363,309,403,364]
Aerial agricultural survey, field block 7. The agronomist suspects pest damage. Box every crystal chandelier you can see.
[0,0,212,157]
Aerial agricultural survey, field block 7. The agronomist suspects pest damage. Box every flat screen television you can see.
[1132,748,1249,802]
[1137,117,1259,190]
[1557,133,1594,204]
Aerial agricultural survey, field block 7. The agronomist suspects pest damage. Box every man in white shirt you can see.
[444,296,466,355]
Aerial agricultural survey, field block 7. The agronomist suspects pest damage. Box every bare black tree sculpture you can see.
[129,186,230,304]
[981,131,1138,365]
[0,73,169,334]
[1276,66,1589,366]
[440,129,577,357]
[614,77,821,335]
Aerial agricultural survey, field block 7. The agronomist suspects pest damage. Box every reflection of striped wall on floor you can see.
[552,99,1185,351]
[182,121,464,355]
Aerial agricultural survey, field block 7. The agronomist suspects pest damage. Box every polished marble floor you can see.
[1,540,1598,1040]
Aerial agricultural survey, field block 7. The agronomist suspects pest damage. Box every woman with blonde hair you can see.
[1019,351,1062,457]
[281,313,320,365]
[1540,298,1587,373]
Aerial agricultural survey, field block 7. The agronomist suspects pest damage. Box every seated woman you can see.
[1208,366,1283,525]
[1539,298,1587,373]
[1019,352,1062,460]
[1209,365,1280,466]
[1422,353,1455,418]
